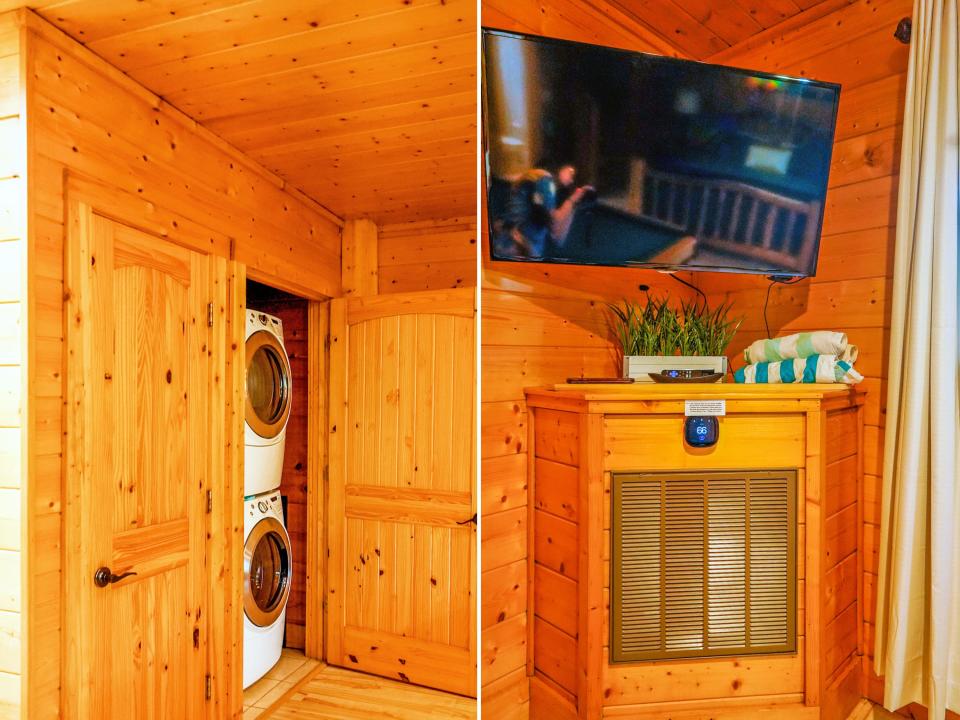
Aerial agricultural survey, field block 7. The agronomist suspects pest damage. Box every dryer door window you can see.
[245,330,291,438]
[244,516,291,627]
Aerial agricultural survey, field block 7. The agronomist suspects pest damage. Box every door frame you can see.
[304,300,330,660]
[62,173,245,719]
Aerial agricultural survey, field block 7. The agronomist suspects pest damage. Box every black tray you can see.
[648,372,724,383]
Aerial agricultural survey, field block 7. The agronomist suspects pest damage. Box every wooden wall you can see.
[478,5,699,718]
[377,217,477,295]
[481,0,912,716]
[17,9,342,717]
[693,0,911,707]
[0,11,22,718]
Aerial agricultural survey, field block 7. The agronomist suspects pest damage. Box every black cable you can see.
[763,275,805,338]
[669,273,708,306]
[763,279,775,338]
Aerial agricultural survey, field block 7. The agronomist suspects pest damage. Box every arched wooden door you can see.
[327,288,476,696]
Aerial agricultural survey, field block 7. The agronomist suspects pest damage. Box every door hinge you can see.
[205,674,212,700]
[206,489,213,513]
[207,302,214,327]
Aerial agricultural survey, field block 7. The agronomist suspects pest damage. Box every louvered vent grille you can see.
[611,471,796,662]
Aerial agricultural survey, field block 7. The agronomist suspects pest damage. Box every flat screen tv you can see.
[482,29,841,277]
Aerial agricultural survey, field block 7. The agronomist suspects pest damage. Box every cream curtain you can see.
[874,0,960,716]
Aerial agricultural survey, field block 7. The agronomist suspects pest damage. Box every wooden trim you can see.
[602,697,819,718]
[805,408,826,707]
[525,386,864,418]
[469,302,478,692]
[63,194,94,717]
[324,298,347,664]
[304,300,328,661]
[341,218,378,297]
[533,384,861,400]
[526,406,536,676]
[577,414,604,720]
[221,259,245,718]
[856,403,865,667]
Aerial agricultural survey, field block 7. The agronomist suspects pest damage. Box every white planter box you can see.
[623,355,728,382]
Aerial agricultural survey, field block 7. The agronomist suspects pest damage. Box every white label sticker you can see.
[685,399,726,417]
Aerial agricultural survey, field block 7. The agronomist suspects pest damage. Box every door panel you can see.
[66,200,223,719]
[328,288,476,696]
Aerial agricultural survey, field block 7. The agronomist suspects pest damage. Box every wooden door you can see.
[327,288,477,696]
[65,199,225,719]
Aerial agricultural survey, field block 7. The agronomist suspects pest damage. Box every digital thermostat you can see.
[684,416,719,447]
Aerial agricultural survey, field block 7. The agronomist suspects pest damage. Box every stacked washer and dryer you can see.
[243,309,294,688]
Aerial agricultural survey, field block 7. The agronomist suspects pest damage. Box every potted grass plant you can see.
[608,294,741,381]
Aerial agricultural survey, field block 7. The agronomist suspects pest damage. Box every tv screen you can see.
[482,29,841,277]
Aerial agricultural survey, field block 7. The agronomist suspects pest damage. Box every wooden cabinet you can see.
[525,384,864,720]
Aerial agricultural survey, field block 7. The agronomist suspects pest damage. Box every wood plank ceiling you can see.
[28,0,476,224]
[25,0,845,224]
[601,0,851,60]
[482,0,852,61]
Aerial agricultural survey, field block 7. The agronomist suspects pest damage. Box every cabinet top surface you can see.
[525,383,862,409]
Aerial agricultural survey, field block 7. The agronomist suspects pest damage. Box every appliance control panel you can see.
[245,308,284,336]
[247,493,282,518]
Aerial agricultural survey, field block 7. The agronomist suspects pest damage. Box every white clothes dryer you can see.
[244,309,291,496]
[242,489,291,689]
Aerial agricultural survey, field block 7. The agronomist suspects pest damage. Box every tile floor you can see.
[242,648,322,718]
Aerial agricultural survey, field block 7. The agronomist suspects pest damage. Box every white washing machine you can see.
[242,489,291,688]
[245,309,292,496]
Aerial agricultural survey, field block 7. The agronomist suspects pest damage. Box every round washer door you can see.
[245,330,292,439]
[243,516,291,627]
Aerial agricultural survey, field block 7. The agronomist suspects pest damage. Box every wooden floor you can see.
[245,649,476,719]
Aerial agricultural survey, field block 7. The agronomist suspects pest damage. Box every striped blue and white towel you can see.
[734,354,863,385]
[743,331,859,365]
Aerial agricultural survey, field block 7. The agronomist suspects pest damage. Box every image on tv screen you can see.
[482,30,841,276]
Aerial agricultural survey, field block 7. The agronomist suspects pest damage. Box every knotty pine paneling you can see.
[19,11,342,717]
[694,0,911,705]
[482,2,904,717]
[378,217,477,295]
[480,208,697,720]
[0,11,21,718]
[29,0,477,224]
